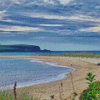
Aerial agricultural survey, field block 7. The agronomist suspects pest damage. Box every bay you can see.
[0,58,74,90]
[0,50,99,90]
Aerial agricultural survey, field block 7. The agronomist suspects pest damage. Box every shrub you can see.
[85,72,96,85]
[79,72,100,100]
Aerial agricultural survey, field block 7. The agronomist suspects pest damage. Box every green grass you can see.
[38,52,100,58]
[0,89,39,100]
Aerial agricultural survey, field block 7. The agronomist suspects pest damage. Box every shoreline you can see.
[0,56,100,99]
[0,57,75,91]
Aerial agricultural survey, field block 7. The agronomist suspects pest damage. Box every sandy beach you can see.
[0,56,100,100]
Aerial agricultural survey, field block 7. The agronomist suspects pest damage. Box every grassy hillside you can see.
[0,45,14,50]
[0,44,41,52]
[0,44,35,49]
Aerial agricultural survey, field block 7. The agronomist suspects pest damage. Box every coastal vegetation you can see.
[0,82,39,100]
[79,73,100,100]
[79,81,100,100]
[0,90,34,100]
[39,52,100,58]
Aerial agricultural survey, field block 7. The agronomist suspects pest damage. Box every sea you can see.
[0,51,100,56]
[0,51,100,90]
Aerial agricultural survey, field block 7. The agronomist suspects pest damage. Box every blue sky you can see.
[0,0,100,51]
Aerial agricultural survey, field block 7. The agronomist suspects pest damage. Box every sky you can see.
[0,0,100,51]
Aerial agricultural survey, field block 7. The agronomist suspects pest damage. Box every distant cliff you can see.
[0,44,51,52]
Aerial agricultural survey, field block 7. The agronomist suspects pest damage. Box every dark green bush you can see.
[79,81,100,100]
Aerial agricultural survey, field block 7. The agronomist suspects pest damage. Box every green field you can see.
[39,52,100,58]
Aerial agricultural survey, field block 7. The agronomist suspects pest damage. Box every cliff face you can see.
[0,44,51,52]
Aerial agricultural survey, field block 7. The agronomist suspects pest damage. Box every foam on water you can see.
[30,59,44,63]
[30,59,75,69]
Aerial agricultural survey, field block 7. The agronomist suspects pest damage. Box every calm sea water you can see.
[0,58,75,90]
[0,51,100,56]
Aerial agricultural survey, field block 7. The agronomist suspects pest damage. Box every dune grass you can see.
[0,89,34,100]
[0,84,40,100]
[39,52,100,58]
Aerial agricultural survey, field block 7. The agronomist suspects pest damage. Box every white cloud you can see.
[26,1,42,6]
[0,11,6,20]
[42,15,66,19]
[67,15,90,20]
[39,24,63,26]
[43,0,55,4]
[14,1,21,4]
[26,0,55,6]
[95,6,100,9]
[0,26,44,32]
[28,13,66,20]
[11,0,24,5]
[66,15,100,22]
[1,19,21,23]
[43,0,49,2]
[80,25,100,33]
[58,0,73,5]
[48,0,55,4]
[27,13,100,23]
